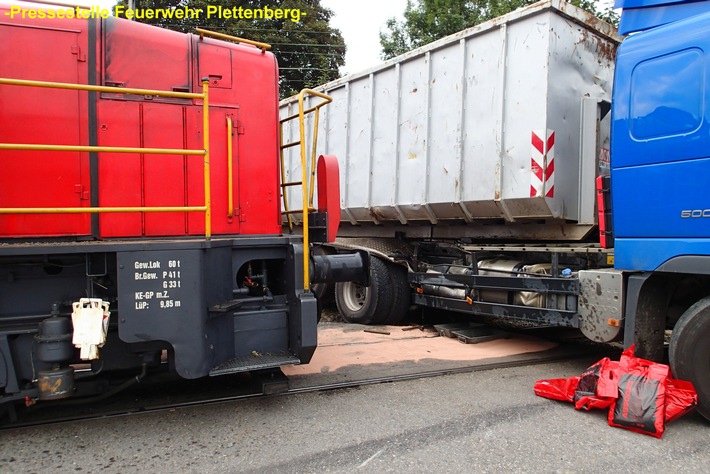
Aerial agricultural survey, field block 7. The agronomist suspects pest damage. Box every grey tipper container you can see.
[280,0,620,237]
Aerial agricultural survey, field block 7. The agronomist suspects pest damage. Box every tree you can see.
[571,0,619,25]
[380,0,619,60]
[116,0,345,98]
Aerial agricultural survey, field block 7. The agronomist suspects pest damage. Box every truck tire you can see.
[381,262,411,325]
[669,295,710,421]
[335,257,393,325]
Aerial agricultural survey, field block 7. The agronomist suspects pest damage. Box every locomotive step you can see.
[209,353,301,376]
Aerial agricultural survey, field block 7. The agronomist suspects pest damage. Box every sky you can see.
[321,0,408,74]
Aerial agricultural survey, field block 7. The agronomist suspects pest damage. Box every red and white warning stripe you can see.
[530,129,555,198]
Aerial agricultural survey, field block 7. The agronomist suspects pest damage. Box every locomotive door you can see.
[0,23,90,237]
[196,42,241,236]
[98,17,194,238]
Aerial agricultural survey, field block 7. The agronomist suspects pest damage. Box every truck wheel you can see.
[669,295,710,421]
[381,263,411,325]
[335,257,393,325]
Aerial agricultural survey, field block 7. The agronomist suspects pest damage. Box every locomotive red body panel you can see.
[0,12,91,236]
[0,7,282,238]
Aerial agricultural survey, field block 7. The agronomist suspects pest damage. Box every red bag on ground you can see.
[534,376,579,402]
[575,393,615,411]
[574,358,618,411]
[595,359,619,399]
[608,347,669,438]
[665,378,698,423]
[534,345,698,438]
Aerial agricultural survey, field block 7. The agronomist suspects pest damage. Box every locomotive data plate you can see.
[117,249,204,343]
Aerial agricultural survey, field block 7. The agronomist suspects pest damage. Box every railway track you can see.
[0,336,610,431]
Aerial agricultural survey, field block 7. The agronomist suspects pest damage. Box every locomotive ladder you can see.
[279,90,332,289]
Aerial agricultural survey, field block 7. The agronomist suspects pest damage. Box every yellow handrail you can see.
[195,28,271,52]
[0,207,206,214]
[279,89,332,289]
[227,116,234,218]
[0,78,204,98]
[0,77,212,238]
[202,79,211,238]
[0,144,204,155]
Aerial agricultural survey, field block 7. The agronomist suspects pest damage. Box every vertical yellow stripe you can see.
[202,80,212,238]
[227,116,234,218]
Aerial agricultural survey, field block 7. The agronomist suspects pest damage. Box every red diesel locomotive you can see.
[0,1,365,416]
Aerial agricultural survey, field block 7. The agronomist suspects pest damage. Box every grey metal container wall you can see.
[280,0,620,233]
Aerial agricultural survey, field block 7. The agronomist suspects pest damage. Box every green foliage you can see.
[380,0,619,60]
[568,0,619,26]
[379,0,529,59]
[115,0,345,98]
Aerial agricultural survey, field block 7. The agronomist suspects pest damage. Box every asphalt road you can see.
[1,355,708,473]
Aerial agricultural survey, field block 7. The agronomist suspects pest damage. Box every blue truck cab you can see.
[612,0,710,420]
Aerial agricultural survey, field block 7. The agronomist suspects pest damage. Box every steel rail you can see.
[0,342,606,431]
